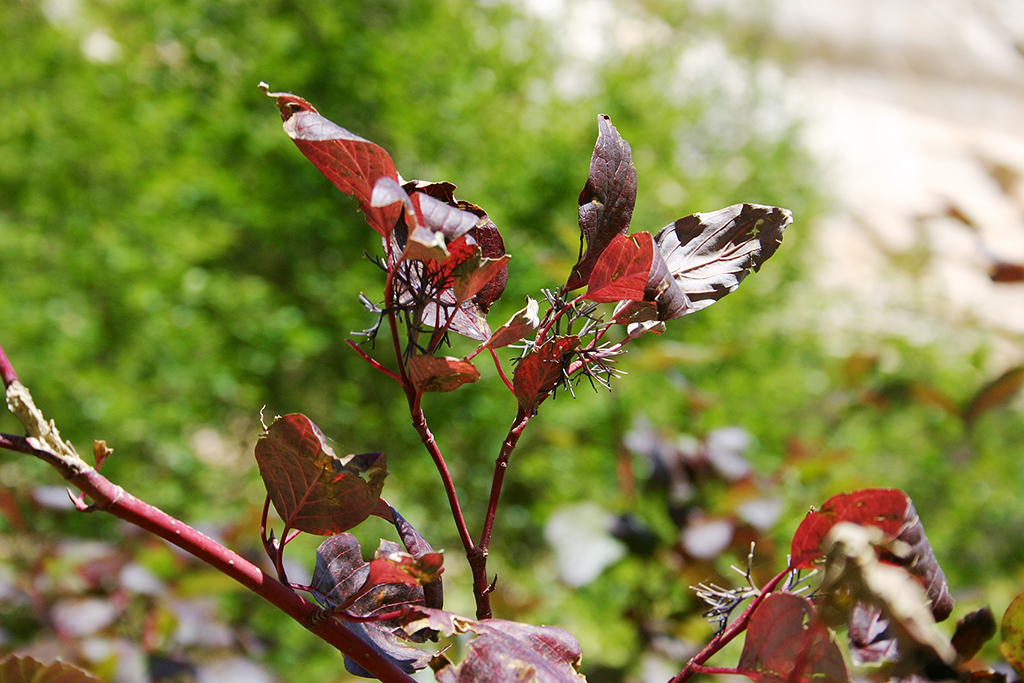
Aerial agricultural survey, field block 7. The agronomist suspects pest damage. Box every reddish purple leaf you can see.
[389,506,444,609]
[254,414,387,535]
[950,607,996,661]
[260,84,401,237]
[567,114,637,291]
[584,232,655,303]
[513,336,580,413]
[790,489,910,569]
[654,203,791,320]
[401,607,584,683]
[738,593,849,683]
[312,534,435,676]
[406,355,480,393]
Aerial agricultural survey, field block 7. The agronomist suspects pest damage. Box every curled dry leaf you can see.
[254,414,387,535]
[567,114,637,291]
[260,83,401,237]
[401,606,586,683]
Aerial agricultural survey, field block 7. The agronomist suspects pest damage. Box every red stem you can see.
[0,343,17,388]
[0,432,417,683]
[406,390,475,556]
[470,406,531,620]
[669,568,792,683]
[489,348,515,395]
[346,339,403,384]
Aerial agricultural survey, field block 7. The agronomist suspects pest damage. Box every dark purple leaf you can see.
[738,593,849,683]
[254,414,387,535]
[950,606,996,661]
[390,506,444,609]
[567,114,637,291]
[654,203,791,320]
[311,534,433,677]
[260,84,401,237]
[401,607,585,683]
[849,603,898,666]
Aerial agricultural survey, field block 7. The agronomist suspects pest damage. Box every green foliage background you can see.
[1,0,1023,680]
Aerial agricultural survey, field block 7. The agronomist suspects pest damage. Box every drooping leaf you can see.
[459,201,509,312]
[513,336,580,413]
[567,114,637,291]
[654,203,791,320]
[401,607,586,683]
[407,355,480,393]
[372,179,479,262]
[963,366,1024,426]
[951,606,997,661]
[311,534,434,677]
[260,84,401,237]
[482,298,540,349]
[737,593,849,683]
[254,414,387,535]
[1000,592,1024,677]
[584,232,655,303]
[0,655,102,683]
[790,489,910,569]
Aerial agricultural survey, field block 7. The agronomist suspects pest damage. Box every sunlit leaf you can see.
[584,232,654,303]
[260,84,401,237]
[654,203,791,320]
[483,298,540,349]
[790,489,910,569]
[254,414,387,535]
[567,114,637,291]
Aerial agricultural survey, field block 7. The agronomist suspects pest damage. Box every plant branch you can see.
[669,567,791,683]
[470,406,531,620]
[2,379,417,683]
[406,390,475,556]
[0,344,17,388]
[345,339,403,384]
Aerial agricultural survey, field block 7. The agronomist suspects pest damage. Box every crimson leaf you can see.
[567,114,637,291]
[260,83,401,237]
[513,336,580,413]
[254,414,387,535]
[584,232,655,303]
[737,593,849,683]
[654,203,791,320]
[406,355,480,393]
